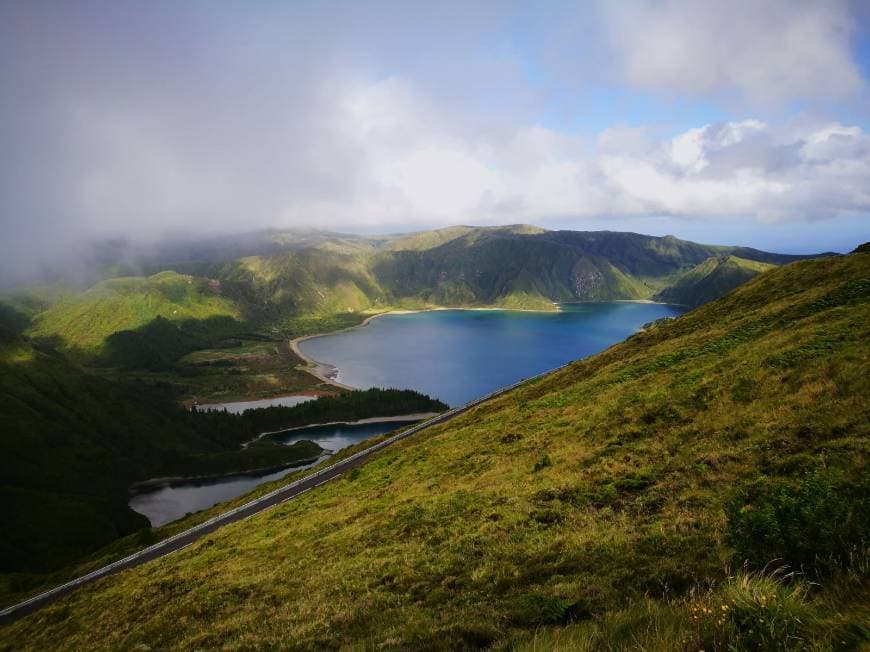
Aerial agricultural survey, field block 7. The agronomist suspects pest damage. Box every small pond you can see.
[130,418,420,527]
[196,395,315,414]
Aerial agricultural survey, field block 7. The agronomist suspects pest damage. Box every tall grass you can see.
[514,563,869,651]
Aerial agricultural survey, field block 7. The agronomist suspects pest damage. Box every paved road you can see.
[0,361,570,626]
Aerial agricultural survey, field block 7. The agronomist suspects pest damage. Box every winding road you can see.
[0,360,571,626]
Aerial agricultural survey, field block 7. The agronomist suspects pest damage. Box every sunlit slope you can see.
[5,252,867,649]
[371,230,648,306]
[27,271,239,352]
[219,249,387,319]
[380,224,545,252]
[653,255,776,307]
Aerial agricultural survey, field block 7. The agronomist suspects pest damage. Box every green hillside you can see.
[212,227,819,323]
[21,229,821,367]
[219,227,821,313]
[380,224,546,252]
[653,255,776,308]
[27,271,240,354]
[5,252,866,649]
[2,228,831,471]
[219,248,387,320]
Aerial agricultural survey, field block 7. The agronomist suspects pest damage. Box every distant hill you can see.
[5,245,866,649]
[653,255,776,308]
[27,271,241,354]
[9,227,832,367]
[213,227,828,322]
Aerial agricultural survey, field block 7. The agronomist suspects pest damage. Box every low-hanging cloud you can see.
[66,74,870,229]
[1,0,868,282]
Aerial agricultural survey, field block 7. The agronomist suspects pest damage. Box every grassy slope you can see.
[14,269,330,402]
[381,225,547,253]
[0,423,406,612]
[221,249,387,320]
[4,253,866,649]
[232,228,815,318]
[370,231,642,308]
[27,271,240,353]
[380,225,478,251]
[170,339,327,403]
[653,255,775,308]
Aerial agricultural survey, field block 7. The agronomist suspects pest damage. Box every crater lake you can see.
[298,303,686,406]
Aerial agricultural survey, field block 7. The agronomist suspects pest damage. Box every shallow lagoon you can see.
[197,395,314,414]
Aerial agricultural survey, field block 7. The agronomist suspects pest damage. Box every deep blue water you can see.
[299,304,685,406]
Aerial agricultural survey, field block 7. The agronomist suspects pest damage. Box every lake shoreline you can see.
[191,390,326,412]
[292,302,687,406]
[257,412,439,439]
[289,305,562,388]
[289,302,682,390]
[129,452,329,494]
[134,412,437,492]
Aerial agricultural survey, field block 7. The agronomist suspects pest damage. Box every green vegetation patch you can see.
[27,271,240,354]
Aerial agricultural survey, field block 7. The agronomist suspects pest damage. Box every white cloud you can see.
[271,79,870,227]
[29,72,870,244]
[604,0,864,105]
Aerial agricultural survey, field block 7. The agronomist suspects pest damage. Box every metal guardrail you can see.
[0,360,574,622]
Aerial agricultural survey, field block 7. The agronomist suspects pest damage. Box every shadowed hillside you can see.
[653,255,777,308]
[0,310,444,577]
[0,328,321,573]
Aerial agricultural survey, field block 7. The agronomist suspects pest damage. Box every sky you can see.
[1,0,869,281]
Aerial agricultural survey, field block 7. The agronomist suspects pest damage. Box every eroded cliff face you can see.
[570,258,606,299]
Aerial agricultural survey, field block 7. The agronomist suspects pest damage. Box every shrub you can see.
[725,470,869,575]
[688,569,815,651]
[533,454,552,472]
[136,527,156,546]
[508,593,570,626]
